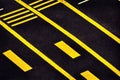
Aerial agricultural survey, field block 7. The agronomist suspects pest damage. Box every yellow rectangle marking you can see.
[33,0,54,8]
[0,20,76,80]
[11,16,38,27]
[15,0,120,77]
[61,0,120,44]
[3,50,32,72]
[81,70,99,80]
[55,41,80,59]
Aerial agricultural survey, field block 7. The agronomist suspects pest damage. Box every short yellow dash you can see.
[55,41,80,59]
[3,50,32,72]
[81,70,99,80]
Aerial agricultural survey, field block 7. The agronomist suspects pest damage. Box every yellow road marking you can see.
[55,41,80,59]
[11,16,38,27]
[37,1,60,11]
[0,20,76,80]
[61,0,120,44]
[3,50,32,72]
[3,10,30,20]
[15,0,120,77]
[7,13,34,24]
[81,70,99,80]
[29,0,43,6]
[33,0,54,8]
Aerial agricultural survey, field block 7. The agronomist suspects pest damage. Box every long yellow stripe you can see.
[38,1,60,11]
[29,0,43,6]
[0,20,76,80]
[3,10,30,21]
[7,13,34,24]
[3,50,32,72]
[11,16,38,27]
[61,0,120,44]
[55,41,80,59]
[81,70,99,80]
[0,8,25,18]
[15,0,120,77]
[33,0,54,8]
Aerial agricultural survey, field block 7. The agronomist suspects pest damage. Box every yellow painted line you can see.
[29,0,43,6]
[3,50,32,72]
[0,8,25,18]
[38,1,60,11]
[11,16,38,27]
[81,70,99,80]
[61,0,120,44]
[3,10,30,21]
[0,20,76,80]
[15,0,120,77]
[7,13,34,24]
[33,0,54,8]
[55,41,80,59]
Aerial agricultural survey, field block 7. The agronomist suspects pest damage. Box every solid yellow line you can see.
[3,10,30,21]
[61,0,120,44]
[0,8,25,18]
[3,50,32,72]
[55,41,80,59]
[33,0,54,8]
[11,16,38,27]
[0,20,76,80]
[38,1,60,11]
[7,13,34,24]
[81,70,99,80]
[15,0,120,77]
[29,0,43,6]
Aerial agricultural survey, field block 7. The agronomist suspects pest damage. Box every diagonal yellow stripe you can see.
[0,20,76,80]
[15,0,120,77]
[33,0,54,8]
[61,0,120,44]
[37,1,60,11]
[3,50,32,72]
[29,0,43,6]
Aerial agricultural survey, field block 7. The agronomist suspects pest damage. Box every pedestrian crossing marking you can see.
[3,50,32,72]
[15,0,120,77]
[55,41,80,59]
